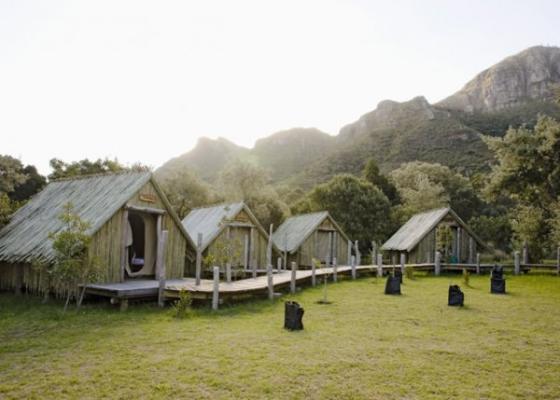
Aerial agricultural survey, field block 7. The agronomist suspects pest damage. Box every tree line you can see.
[2,113,560,262]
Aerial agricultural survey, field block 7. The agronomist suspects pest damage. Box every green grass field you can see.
[1,273,559,399]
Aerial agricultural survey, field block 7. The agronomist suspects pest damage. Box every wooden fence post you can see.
[311,259,317,287]
[514,251,520,275]
[226,262,232,283]
[476,253,481,275]
[435,251,441,276]
[333,257,338,282]
[400,252,406,278]
[266,224,273,268]
[267,263,274,300]
[468,237,474,264]
[371,241,377,267]
[212,266,220,311]
[290,262,297,294]
[376,254,383,277]
[347,240,352,266]
[195,232,203,286]
[355,240,360,266]
[157,230,168,307]
[522,241,528,265]
[351,255,356,279]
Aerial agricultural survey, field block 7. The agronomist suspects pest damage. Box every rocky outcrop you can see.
[437,46,560,113]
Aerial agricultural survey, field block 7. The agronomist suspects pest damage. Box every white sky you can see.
[1,0,559,175]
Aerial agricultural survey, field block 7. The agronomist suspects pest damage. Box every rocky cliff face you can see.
[437,46,560,113]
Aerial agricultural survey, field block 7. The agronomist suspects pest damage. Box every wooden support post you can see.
[243,234,249,270]
[347,239,352,266]
[476,253,481,275]
[156,230,168,308]
[522,241,528,265]
[435,251,441,276]
[376,254,383,277]
[283,233,288,270]
[120,208,129,282]
[311,259,316,286]
[514,251,520,275]
[456,227,462,262]
[267,263,274,300]
[355,240,360,266]
[290,262,297,294]
[266,224,273,267]
[212,266,220,311]
[468,237,474,264]
[351,255,356,280]
[226,262,232,283]
[119,299,128,312]
[333,231,338,264]
[195,233,203,286]
[371,241,377,267]
[333,257,338,282]
[326,231,333,268]
[277,257,282,271]
[400,252,406,278]
[250,227,256,278]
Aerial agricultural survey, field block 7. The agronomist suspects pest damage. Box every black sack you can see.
[448,285,464,306]
[284,301,304,331]
[492,265,504,280]
[491,278,506,294]
[385,275,401,295]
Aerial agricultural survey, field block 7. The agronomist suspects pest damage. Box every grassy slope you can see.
[1,274,559,399]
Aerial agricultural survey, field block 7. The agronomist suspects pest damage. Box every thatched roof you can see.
[0,172,190,264]
[381,207,484,252]
[272,211,350,254]
[182,202,269,251]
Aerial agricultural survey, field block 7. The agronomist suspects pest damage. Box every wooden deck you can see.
[85,261,559,305]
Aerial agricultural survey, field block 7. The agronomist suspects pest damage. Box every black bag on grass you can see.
[491,265,506,294]
[394,268,403,284]
[284,301,304,331]
[385,275,401,295]
[448,285,464,306]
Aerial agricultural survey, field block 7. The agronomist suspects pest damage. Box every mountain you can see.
[156,137,248,182]
[157,45,560,191]
[438,46,560,113]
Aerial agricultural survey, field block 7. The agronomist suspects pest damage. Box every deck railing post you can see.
[226,262,232,283]
[333,257,338,282]
[195,232,203,286]
[355,240,360,266]
[311,259,317,286]
[290,262,297,294]
[351,255,356,279]
[376,254,383,277]
[212,266,220,311]
[514,251,520,275]
[277,257,282,271]
[243,234,249,270]
[435,251,441,276]
[347,240,352,266]
[476,253,481,275]
[400,252,406,279]
[522,241,528,265]
[157,230,168,308]
[283,233,288,270]
[267,263,274,300]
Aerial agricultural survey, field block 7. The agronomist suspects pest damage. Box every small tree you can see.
[49,202,100,312]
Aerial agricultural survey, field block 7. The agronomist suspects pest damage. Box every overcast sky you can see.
[1,0,559,174]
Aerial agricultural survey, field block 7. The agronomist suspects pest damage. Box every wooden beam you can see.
[195,233,203,286]
[126,205,166,215]
[157,230,168,307]
[120,208,129,283]
[212,266,220,310]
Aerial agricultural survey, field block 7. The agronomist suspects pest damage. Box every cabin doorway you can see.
[125,211,157,278]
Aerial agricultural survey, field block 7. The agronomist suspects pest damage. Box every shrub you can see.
[172,290,193,319]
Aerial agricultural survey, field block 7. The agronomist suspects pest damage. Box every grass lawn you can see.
[1,273,560,399]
